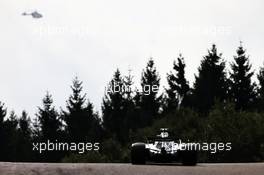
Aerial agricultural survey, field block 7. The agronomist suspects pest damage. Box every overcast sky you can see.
[0,0,264,117]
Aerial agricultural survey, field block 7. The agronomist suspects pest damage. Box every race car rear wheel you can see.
[131,143,146,165]
[181,150,197,166]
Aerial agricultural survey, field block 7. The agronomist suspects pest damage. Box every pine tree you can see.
[4,111,19,161]
[7,111,18,128]
[0,102,7,161]
[138,58,161,127]
[165,54,190,112]
[32,116,41,141]
[193,44,228,113]
[17,111,32,161]
[230,43,255,110]
[258,66,264,99]
[19,111,31,137]
[102,69,127,142]
[123,70,139,132]
[0,102,6,126]
[36,92,63,162]
[63,77,100,142]
[31,116,42,162]
[256,65,264,111]
[123,69,134,101]
[36,92,61,141]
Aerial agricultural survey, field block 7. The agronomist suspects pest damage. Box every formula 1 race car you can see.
[131,128,197,165]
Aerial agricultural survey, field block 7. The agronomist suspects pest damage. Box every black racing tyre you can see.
[181,150,197,166]
[131,143,146,165]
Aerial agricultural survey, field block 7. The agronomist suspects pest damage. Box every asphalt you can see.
[0,162,264,175]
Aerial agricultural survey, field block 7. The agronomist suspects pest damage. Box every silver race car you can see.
[131,128,197,165]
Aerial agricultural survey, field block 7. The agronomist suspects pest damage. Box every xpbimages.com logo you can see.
[177,140,232,154]
[32,140,100,154]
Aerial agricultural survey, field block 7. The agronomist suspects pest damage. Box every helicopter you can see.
[22,11,43,19]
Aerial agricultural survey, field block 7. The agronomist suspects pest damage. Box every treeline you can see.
[0,43,264,162]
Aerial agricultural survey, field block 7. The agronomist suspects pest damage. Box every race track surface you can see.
[0,162,264,175]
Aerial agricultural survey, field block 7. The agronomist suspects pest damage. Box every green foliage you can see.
[102,69,139,143]
[256,65,264,111]
[132,108,202,142]
[36,92,63,162]
[102,69,127,142]
[207,102,264,162]
[0,101,6,125]
[165,54,190,111]
[0,102,7,161]
[17,111,33,162]
[230,44,256,110]
[37,92,61,141]
[258,65,264,98]
[193,44,228,113]
[4,111,19,161]
[19,111,31,137]
[100,138,130,163]
[122,71,139,132]
[137,58,161,127]
[63,77,101,142]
